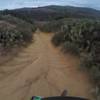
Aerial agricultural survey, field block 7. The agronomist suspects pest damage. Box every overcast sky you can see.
[0,0,100,10]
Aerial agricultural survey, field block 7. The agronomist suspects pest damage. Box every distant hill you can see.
[1,5,100,21]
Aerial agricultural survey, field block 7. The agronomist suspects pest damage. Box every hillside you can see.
[1,5,100,22]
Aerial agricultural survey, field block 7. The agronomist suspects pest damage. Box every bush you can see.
[51,18,100,99]
[38,20,63,33]
[0,28,22,48]
[0,15,36,49]
[51,32,65,46]
[61,42,80,55]
[80,53,94,69]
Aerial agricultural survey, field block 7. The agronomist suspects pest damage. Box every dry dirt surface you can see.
[0,31,93,100]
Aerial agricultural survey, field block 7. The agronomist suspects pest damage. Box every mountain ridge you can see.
[1,5,100,21]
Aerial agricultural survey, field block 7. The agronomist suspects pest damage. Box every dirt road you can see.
[0,31,93,100]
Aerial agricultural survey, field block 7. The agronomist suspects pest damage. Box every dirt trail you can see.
[0,31,93,100]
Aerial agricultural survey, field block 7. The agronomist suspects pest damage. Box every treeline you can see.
[41,18,100,99]
[38,20,64,33]
[0,14,36,50]
[1,5,100,22]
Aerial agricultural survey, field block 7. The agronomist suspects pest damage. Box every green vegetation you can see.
[38,20,63,32]
[0,15,36,50]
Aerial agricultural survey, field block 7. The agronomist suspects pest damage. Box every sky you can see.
[0,0,100,10]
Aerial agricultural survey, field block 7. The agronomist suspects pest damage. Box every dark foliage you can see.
[0,15,36,49]
[38,20,63,33]
[51,19,100,99]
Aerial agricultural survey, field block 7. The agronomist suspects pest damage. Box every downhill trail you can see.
[0,31,93,100]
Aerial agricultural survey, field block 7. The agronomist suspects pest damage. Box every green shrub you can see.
[51,32,65,46]
[51,18,100,99]
[0,29,22,47]
[61,42,80,55]
[80,53,94,69]
[0,15,36,49]
[38,20,63,33]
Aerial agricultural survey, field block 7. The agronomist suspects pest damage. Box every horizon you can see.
[1,5,100,11]
[0,0,100,10]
